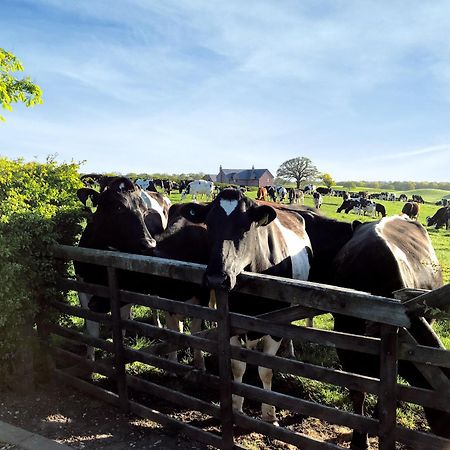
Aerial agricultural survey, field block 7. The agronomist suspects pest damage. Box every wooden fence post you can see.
[215,289,234,449]
[378,324,398,450]
[107,266,129,412]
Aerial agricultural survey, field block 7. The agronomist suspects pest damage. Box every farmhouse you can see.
[217,165,274,187]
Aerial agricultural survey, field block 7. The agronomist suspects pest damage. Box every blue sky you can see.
[1,0,450,181]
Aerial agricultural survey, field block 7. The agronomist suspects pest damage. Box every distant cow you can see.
[401,202,420,220]
[316,187,332,196]
[256,186,268,201]
[303,184,316,194]
[265,186,277,202]
[435,198,449,207]
[337,198,361,214]
[426,206,450,230]
[375,203,386,217]
[275,186,288,203]
[412,194,425,204]
[182,180,215,200]
[135,178,158,192]
[313,191,323,208]
[288,188,304,205]
[398,193,408,202]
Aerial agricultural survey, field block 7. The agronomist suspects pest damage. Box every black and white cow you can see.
[180,189,312,424]
[336,198,360,214]
[135,178,158,192]
[275,186,288,203]
[265,185,277,202]
[426,206,450,230]
[313,191,323,208]
[398,193,408,202]
[76,177,208,366]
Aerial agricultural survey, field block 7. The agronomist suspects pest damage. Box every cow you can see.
[316,187,332,196]
[375,202,386,217]
[275,186,288,203]
[398,193,408,202]
[412,194,425,204]
[288,188,304,205]
[76,177,208,367]
[388,193,396,201]
[435,198,449,207]
[180,189,312,425]
[426,206,450,230]
[303,184,316,194]
[331,216,447,449]
[337,198,360,214]
[401,201,420,220]
[265,185,277,202]
[256,186,268,201]
[285,209,449,448]
[135,178,158,192]
[313,191,323,208]
[139,189,171,231]
[182,180,215,200]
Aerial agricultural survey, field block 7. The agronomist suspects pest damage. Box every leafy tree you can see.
[321,173,335,188]
[276,157,319,188]
[0,48,43,121]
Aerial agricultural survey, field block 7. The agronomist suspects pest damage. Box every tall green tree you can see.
[0,48,43,121]
[276,156,319,188]
[321,173,335,188]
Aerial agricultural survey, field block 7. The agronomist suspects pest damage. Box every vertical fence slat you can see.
[107,266,129,411]
[215,289,235,450]
[378,324,398,450]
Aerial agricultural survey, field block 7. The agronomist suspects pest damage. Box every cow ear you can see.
[352,220,363,231]
[77,188,100,207]
[179,203,209,224]
[250,205,277,227]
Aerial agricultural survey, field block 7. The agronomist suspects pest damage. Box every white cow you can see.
[182,180,215,200]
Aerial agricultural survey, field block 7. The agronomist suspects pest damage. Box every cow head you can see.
[180,189,276,290]
[77,177,156,254]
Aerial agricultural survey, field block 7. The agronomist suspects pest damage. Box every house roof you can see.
[219,168,272,180]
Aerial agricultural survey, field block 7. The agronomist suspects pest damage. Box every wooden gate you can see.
[45,245,450,450]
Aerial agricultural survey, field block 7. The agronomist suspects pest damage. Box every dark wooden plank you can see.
[47,323,114,353]
[234,272,410,327]
[52,346,115,378]
[398,340,450,369]
[231,381,378,435]
[233,412,341,450]
[120,289,218,321]
[398,329,450,391]
[215,290,234,450]
[394,425,450,450]
[402,284,450,319]
[126,374,221,419]
[121,319,218,354]
[393,288,430,302]
[123,347,220,387]
[129,400,224,448]
[55,368,120,406]
[229,345,380,395]
[378,325,398,450]
[108,266,129,411]
[229,312,380,355]
[56,277,109,298]
[49,300,112,324]
[397,384,450,413]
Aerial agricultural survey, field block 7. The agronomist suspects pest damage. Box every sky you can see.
[1,0,450,181]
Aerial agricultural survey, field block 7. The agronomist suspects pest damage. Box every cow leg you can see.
[120,304,132,339]
[230,335,247,413]
[78,291,97,360]
[349,390,369,450]
[166,312,184,363]
[259,335,282,424]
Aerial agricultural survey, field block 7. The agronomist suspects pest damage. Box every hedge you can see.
[0,156,84,390]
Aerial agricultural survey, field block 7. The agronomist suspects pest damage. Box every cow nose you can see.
[206,272,232,290]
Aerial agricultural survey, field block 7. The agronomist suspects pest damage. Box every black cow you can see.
[398,193,408,202]
[375,202,386,217]
[412,194,425,204]
[316,186,332,196]
[331,217,447,449]
[76,177,209,367]
[180,189,312,424]
[265,185,277,202]
[337,198,360,214]
[426,206,450,230]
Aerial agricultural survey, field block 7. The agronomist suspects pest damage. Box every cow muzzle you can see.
[205,272,236,291]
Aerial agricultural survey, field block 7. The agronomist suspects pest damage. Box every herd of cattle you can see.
[74,174,450,449]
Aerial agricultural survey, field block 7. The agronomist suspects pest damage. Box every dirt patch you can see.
[0,378,384,450]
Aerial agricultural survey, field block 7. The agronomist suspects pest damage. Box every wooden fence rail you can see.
[46,244,450,450]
